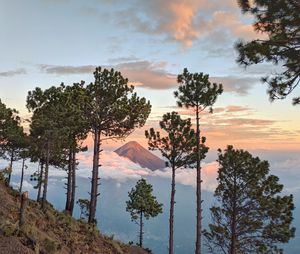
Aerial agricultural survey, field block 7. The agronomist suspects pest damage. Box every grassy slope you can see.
[0,178,147,254]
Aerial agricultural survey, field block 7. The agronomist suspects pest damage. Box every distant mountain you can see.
[114,141,166,170]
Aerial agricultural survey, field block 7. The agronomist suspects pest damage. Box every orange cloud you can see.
[208,11,267,40]
[141,107,300,151]
[117,61,176,89]
[168,105,251,117]
[167,1,200,47]
[226,105,251,112]
[105,0,265,47]
[82,102,300,152]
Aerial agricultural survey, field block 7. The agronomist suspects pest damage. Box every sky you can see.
[0,0,299,167]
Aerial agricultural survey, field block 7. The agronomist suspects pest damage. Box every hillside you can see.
[115,141,165,170]
[0,177,148,254]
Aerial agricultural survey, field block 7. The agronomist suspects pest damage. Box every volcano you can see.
[114,141,166,170]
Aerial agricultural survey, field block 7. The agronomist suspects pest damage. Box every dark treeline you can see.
[0,68,151,220]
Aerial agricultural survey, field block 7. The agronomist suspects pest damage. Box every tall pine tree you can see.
[174,68,223,254]
[86,67,151,224]
[146,111,202,254]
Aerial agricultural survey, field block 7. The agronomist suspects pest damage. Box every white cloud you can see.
[77,151,218,191]
[7,150,218,191]
[11,180,34,190]
[154,162,218,191]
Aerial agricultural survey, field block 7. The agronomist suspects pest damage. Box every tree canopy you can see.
[0,99,27,184]
[146,111,201,254]
[174,68,223,254]
[86,67,151,224]
[236,0,300,105]
[126,178,163,247]
[146,111,200,168]
[204,145,295,253]
[27,83,89,209]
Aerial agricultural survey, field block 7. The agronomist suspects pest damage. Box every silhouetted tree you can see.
[0,99,13,144]
[204,145,295,254]
[27,83,88,212]
[146,111,202,254]
[86,67,151,224]
[60,83,89,215]
[236,0,300,105]
[27,87,70,209]
[0,99,27,185]
[126,178,162,248]
[30,107,64,209]
[174,68,223,254]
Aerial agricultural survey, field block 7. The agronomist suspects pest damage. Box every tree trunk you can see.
[41,143,50,210]
[19,158,26,193]
[65,148,73,212]
[7,149,14,185]
[89,128,101,224]
[37,162,44,202]
[169,165,176,254]
[139,210,144,248]
[195,106,202,254]
[19,191,28,228]
[230,175,237,254]
[70,147,76,215]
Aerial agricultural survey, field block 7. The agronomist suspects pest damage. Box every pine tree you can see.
[236,0,300,105]
[27,83,89,212]
[0,99,27,185]
[146,111,203,254]
[204,145,295,253]
[174,68,223,254]
[85,67,151,224]
[126,178,163,248]
[60,83,89,215]
[30,106,66,209]
[27,87,70,209]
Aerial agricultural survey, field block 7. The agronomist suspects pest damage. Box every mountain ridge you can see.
[114,141,166,170]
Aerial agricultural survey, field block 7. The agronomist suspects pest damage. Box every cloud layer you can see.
[98,0,262,47]
[5,150,219,192]
[38,61,258,93]
[0,68,26,77]
[159,104,300,150]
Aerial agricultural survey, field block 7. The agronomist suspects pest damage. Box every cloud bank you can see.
[0,68,27,77]
[7,150,218,192]
[96,0,262,47]
[38,61,258,93]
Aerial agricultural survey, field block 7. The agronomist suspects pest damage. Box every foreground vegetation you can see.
[0,174,148,254]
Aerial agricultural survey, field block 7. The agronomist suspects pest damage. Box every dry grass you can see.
[0,177,148,254]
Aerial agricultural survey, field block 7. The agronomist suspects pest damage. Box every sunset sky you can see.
[1,2,300,251]
[1,0,300,153]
